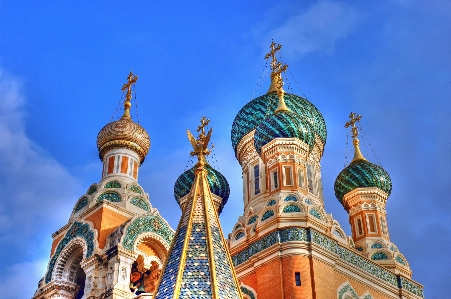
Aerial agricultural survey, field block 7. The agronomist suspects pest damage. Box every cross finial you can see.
[345,112,362,139]
[265,40,288,93]
[121,71,138,118]
[187,117,213,168]
[345,112,366,161]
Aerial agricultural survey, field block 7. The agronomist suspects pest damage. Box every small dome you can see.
[334,159,392,204]
[231,92,326,155]
[97,117,150,162]
[174,164,230,214]
[254,110,315,156]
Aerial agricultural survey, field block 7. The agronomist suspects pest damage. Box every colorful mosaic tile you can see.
[235,232,245,240]
[231,228,422,297]
[267,199,277,206]
[396,256,406,265]
[305,198,313,204]
[309,209,322,219]
[371,252,388,260]
[284,195,297,202]
[74,197,88,213]
[87,184,97,195]
[240,286,256,299]
[122,214,174,251]
[247,216,258,225]
[371,243,383,249]
[105,180,121,188]
[174,164,230,214]
[45,221,94,283]
[97,192,121,203]
[334,159,392,203]
[261,210,274,221]
[283,204,301,213]
[129,184,143,194]
[130,197,150,211]
[231,92,327,154]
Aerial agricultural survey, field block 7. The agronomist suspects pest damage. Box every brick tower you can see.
[228,42,423,299]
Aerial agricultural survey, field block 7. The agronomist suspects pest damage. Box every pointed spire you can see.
[121,71,138,119]
[265,40,288,94]
[154,117,242,299]
[345,112,366,162]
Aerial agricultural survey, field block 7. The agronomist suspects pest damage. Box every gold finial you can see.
[345,112,366,161]
[121,71,139,118]
[265,41,288,94]
[187,116,213,168]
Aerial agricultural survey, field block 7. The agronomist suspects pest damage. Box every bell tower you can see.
[33,72,174,299]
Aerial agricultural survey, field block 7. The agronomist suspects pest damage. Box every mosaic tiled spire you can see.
[154,117,242,299]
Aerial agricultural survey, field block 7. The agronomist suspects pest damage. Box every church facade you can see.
[33,43,424,299]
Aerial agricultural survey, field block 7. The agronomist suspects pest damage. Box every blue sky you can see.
[0,1,450,298]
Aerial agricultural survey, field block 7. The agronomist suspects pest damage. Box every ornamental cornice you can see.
[262,138,310,163]
[117,245,138,260]
[349,202,386,215]
[33,280,79,299]
[343,187,388,211]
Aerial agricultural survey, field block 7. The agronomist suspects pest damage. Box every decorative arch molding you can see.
[134,231,171,261]
[122,213,174,251]
[337,281,374,299]
[54,238,85,281]
[240,283,257,299]
[45,221,96,283]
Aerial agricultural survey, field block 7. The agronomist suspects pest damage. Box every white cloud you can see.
[0,260,48,299]
[0,69,82,266]
[265,1,361,58]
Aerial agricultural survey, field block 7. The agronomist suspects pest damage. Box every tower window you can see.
[295,272,301,286]
[284,166,293,186]
[298,168,305,189]
[271,170,279,190]
[254,165,260,195]
[367,214,378,233]
[355,217,363,236]
[307,164,315,194]
[381,216,387,235]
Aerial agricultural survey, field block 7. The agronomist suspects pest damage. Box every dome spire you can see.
[121,71,138,119]
[345,112,366,162]
[265,41,288,100]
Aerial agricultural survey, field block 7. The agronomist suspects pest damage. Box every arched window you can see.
[306,164,315,194]
[254,164,260,195]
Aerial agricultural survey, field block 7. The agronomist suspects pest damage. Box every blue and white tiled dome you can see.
[254,110,316,156]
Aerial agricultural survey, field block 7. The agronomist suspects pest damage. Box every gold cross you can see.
[345,112,362,139]
[121,71,138,102]
[197,116,210,137]
[265,41,282,71]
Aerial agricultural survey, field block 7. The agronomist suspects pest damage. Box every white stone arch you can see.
[133,232,170,265]
[53,237,87,282]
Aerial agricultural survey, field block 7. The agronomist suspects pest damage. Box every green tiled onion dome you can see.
[174,164,230,214]
[254,111,315,156]
[231,91,327,155]
[334,159,392,204]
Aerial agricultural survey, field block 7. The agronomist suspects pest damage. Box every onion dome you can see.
[97,117,150,162]
[174,164,230,214]
[231,92,326,155]
[334,159,392,204]
[96,72,151,163]
[254,109,315,156]
[334,112,392,204]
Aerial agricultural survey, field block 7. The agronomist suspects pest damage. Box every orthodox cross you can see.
[197,116,210,137]
[264,41,288,90]
[122,71,139,102]
[345,112,362,139]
